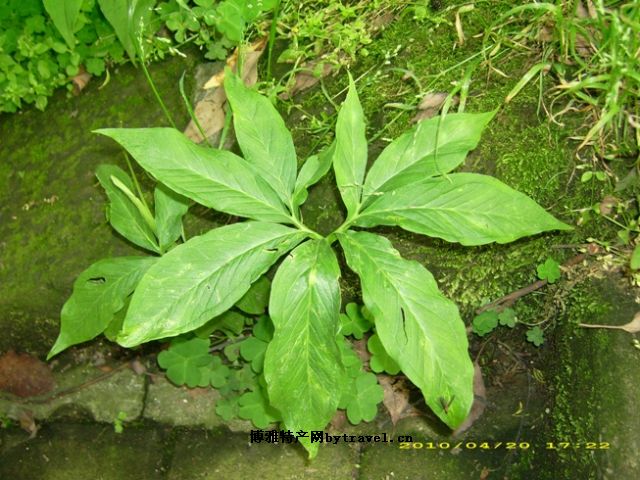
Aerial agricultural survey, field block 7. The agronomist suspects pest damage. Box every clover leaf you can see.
[239,316,273,373]
[238,387,281,428]
[216,395,240,421]
[367,334,400,374]
[472,310,499,337]
[537,257,561,283]
[339,302,372,339]
[198,355,231,388]
[157,337,212,387]
[339,372,384,424]
[498,308,517,328]
[526,326,545,347]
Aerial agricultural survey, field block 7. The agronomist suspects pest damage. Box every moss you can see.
[0,52,209,356]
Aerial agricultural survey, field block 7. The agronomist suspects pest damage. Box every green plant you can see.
[0,0,277,113]
[484,1,640,158]
[49,70,570,457]
[113,411,127,433]
[537,257,562,283]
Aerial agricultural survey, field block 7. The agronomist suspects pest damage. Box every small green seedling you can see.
[537,257,561,283]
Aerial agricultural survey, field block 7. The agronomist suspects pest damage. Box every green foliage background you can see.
[0,0,276,113]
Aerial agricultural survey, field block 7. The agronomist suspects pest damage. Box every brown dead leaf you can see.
[579,311,640,333]
[452,362,487,436]
[130,358,146,375]
[0,350,55,398]
[279,62,333,100]
[17,409,39,438]
[411,92,456,122]
[72,65,91,95]
[352,338,370,364]
[203,37,266,90]
[598,195,617,216]
[329,409,347,431]
[183,38,266,144]
[371,11,395,31]
[479,466,491,480]
[378,375,419,426]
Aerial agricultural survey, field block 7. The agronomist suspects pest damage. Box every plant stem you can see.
[179,72,212,147]
[288,215,322,240]
[138,46,177,129]
[266,0,282,82]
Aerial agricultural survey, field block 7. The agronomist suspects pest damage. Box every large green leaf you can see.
[97,0,156,62]
[224,71,297,203]
[154,183,189,252]
[96,128,291,223]
[356,173,572,246]
[43,0,83,49]
[333,75,367,218]
[292,142,335,211]
[96,164,160,253]
[117,222,306,347]
[362,112,495,205]
[264,240,346,458]
[338,231,473,429]
[48,256,156,359]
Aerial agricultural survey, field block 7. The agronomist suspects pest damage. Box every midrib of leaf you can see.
[342,238,447,375]
[164,229,298,315]
[237,104,292,202]
[182,140,290,219]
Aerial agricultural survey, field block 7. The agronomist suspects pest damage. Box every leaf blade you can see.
[96,164,160,253]
[43,0,83,49]
[292,142,335,211]
[97,0,156,62]
[48,256,156,359]
[362,111,495,203]
[333,75,367,217]
[264,239,346,458]
[96,128,291,223]
[357,173,572,246]
[224,71,297,203]
[154,183,189,252]
[338,231,473,429]
[118,222,306,347]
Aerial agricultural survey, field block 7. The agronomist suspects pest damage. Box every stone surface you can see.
[0,51,217,356]
[167,430,359,479]
[0,424,167,480]
[143,376,223,429]
[0,365,145,424]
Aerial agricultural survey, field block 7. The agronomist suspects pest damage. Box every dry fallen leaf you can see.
[0,350,55,397]
[17,409,39,438]
[130,358,146,375]
[183,38,266,144]
[579,311,640,333]
[479,466,491,480]
[72,65,91,95]
[411,92,456,122]
[352,338,370,364]
[598,195,617,216]
[279,62,333,100]
[202,37,266,90]
[378,375,419,426]
[452,362,487,436]
[329,409,347,431]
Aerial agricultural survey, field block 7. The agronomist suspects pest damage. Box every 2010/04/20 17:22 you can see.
[398,441,611,450]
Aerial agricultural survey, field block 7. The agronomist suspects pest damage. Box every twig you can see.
[7,362,130,405]
[476,253,587,314]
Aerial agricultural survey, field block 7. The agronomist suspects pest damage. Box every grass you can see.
[482,0,640,161]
